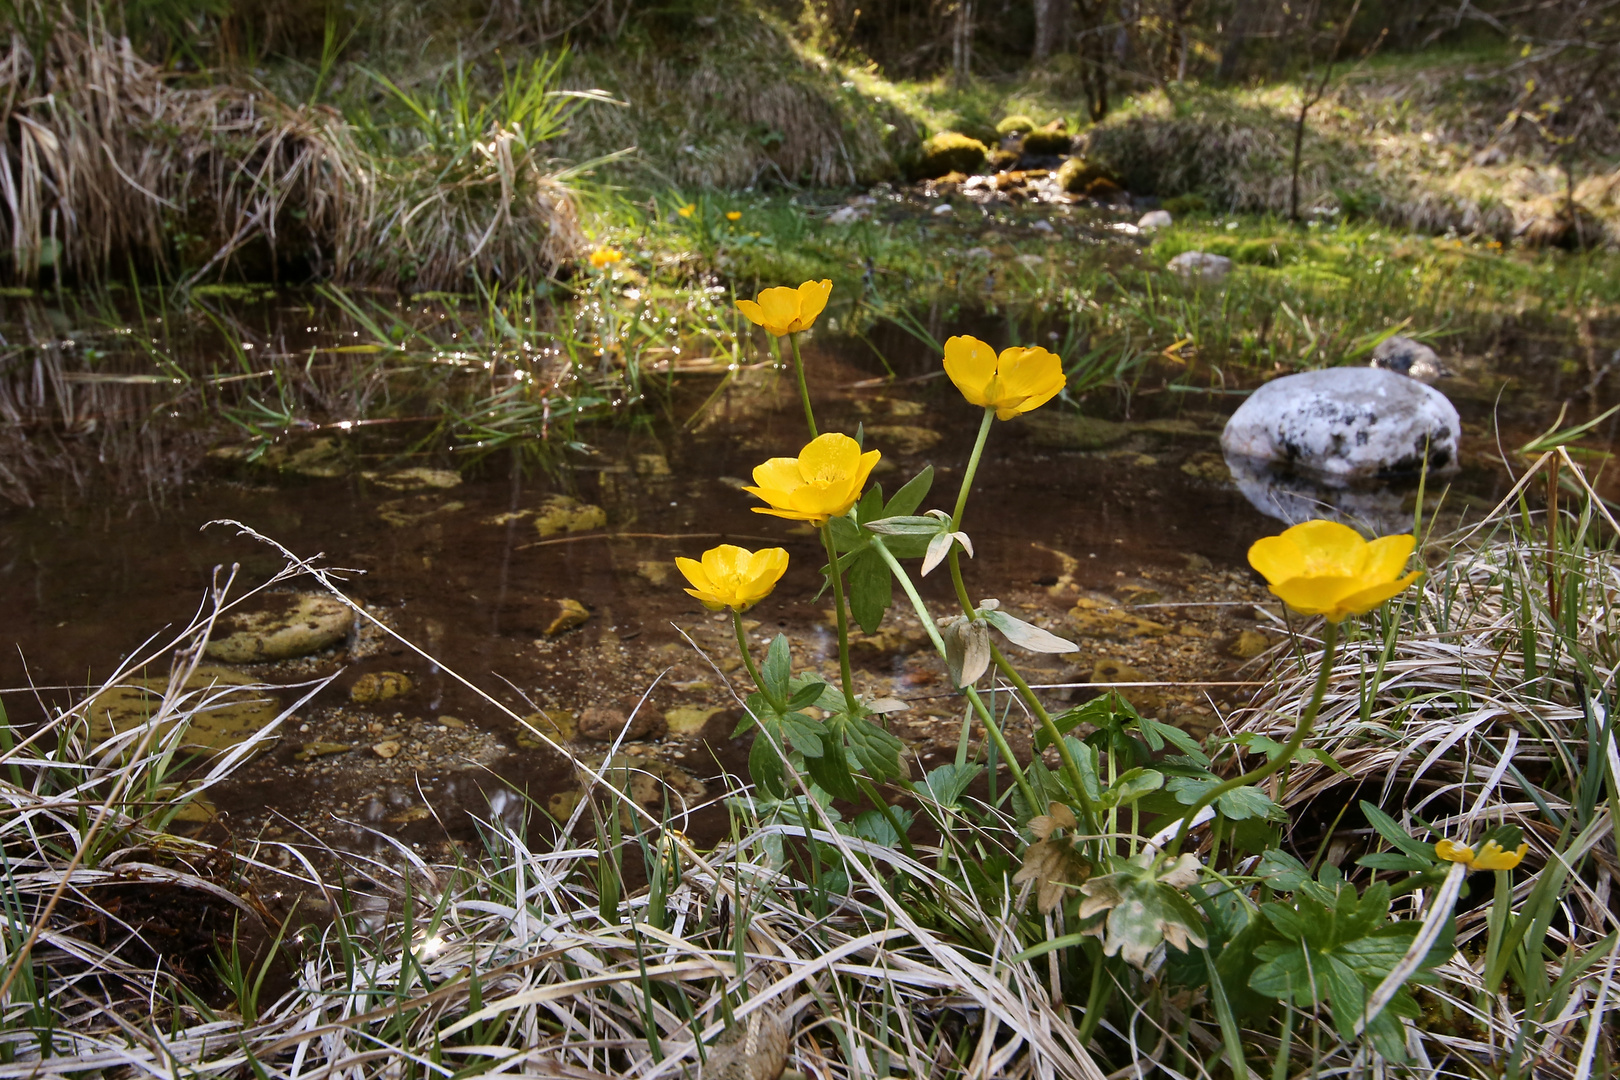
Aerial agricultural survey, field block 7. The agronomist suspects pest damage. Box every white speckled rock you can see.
[1167,250,1232,283]
[1221,367,1461,480]
[1138,209,1173,230]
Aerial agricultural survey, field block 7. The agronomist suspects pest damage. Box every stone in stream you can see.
[578,705,666,742]
[1369,335,1452,384]
[1167,250,1233,284]
[350,671,413,704]
[1221,367,1461,481]
[1138,209,1173,230]
[1222,451,1417,534]
[205,593,352,663]
[87,665,281,755]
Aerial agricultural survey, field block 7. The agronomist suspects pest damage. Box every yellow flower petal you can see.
[1282,520,1367,577]
[676,545,789,611]
[1248,519,1424,621]
[1361,534,1417,581]
[743,433,879,526]
[943,335,998,408]
[734,298,766,325]
[993,347,1066,419]
[1269,575,1360,619]
[1434,839,1475,865]
[795,279,833,329]
[1472,840,1528,871]
[1248,535,1306,585]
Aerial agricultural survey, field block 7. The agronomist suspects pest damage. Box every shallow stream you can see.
[1,273,1616,858]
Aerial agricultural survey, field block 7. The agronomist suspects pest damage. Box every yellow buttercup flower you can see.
[675,544,789,612]
[676,203,696,218]
[734,280,833,337]
[744,432,880,525]
[942,335,1067,420]
[588,246,623,269]
[1247,520,1423,622]
[1435,838,1528,871]
[726,210,742,221]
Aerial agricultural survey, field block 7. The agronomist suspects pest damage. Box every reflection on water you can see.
[1223,451,1419,535]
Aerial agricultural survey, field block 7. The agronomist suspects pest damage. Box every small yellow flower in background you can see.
[745,432,880,525]
[675,544,789,612]
[726,210,742,221]
[942,335,1067,420]
[676,203,696,218]
[735,280,833,337]
[1435,838,1528,871]
[588,246,623,269]
[1247,520,1423,622]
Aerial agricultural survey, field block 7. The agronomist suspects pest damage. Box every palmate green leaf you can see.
[1168,777,1285,821]
[922,762,982,808]
[786,680,827,711]
[1099,767,1163,809]
[1078,852,1208,966]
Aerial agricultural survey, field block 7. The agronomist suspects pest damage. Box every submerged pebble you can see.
[205,593,353,663]
[350,671,413,703]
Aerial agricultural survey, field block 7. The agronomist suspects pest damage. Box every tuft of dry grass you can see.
[1223,451,1620,1077]
[0,15,587,289]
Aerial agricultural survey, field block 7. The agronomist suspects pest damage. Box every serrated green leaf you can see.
[761,634,792,701]
[805,736,858,801]
[749,731,786,799]
[1256,849,1311,892]
[780,712,826,758]
[847,717,903,780]
[884,466,933,518]
[923,762,982,807]
[1168,777,1285,821]
[851,807,913,846]
[1101,767,1163,808]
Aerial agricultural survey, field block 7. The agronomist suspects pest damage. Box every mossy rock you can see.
[87,666,281,756]
[1056,157,1117,194]
[1021,124,1073,157]
[914,132,988,180]
[1163,193,1208,216]
[996,114,1037,136]
[987,147,1020,172]
[205,594,353,663]
[350,671,413,704]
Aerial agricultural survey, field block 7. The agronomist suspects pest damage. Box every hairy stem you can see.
[1168,621,1339,856]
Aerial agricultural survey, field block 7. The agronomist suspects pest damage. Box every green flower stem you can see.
[820,523,860,715]
[952,407,997,529]
[1167,621,1339,857]
[788,333,817,439]
[946,408,996,614]
[991,645,1098,835]
[732,610,776,711]
[869,536,1038,814]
